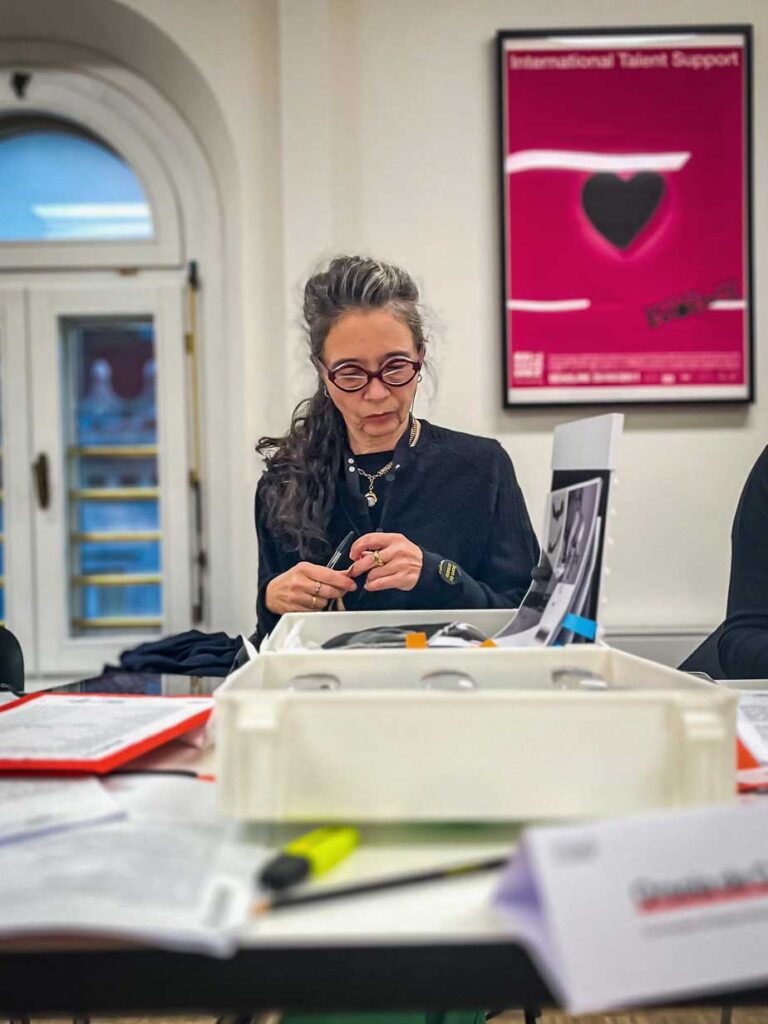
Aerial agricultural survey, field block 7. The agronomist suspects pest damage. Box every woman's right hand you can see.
[265,561,357,614]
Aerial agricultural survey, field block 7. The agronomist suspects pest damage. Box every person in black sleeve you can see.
[253,255,539,648]
[717,446,768,678]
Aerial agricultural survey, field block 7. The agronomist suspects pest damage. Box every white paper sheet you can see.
[738,691,768,763]
[0,820,261,956]
[0,694,213,764]
[495,477,602,648]
[0,777,124,845]
[495,802,768,1013]
[104,774,221,825]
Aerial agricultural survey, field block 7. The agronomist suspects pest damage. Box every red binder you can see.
[0,692,213,773]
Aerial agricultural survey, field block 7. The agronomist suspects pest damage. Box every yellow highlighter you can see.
[259,826,359,892]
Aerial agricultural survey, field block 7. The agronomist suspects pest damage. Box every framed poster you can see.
[498,25,753,407]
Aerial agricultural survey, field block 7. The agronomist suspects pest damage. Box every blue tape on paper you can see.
[560,613,597,640]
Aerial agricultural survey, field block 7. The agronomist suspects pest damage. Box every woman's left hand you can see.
[349,532,424,592]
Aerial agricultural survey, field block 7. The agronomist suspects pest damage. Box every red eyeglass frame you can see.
[320,357,422,393]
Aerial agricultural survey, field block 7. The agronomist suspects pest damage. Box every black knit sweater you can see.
[718,446,768,678]
[254,420,540,647]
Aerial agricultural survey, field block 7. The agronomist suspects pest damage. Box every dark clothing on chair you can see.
[254,420,540,648]
[678,622,725,679]
[115,629,240,677]
[718,446,768,678]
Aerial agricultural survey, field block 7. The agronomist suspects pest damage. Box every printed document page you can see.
[495,478,602,647]
[0,694,212,764]
[0,821,260,956]
[0,777,124,845]
[738,691,768,763]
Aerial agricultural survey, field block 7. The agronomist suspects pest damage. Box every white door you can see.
[0,279,191,676]
[0,286,36,666]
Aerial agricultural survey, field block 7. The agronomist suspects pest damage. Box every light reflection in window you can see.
[0,119,154,242]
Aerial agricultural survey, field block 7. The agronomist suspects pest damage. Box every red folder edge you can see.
[0,692,213,774]
[737,735,760,771]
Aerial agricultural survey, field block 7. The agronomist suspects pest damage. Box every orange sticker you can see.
[405,632,428,649]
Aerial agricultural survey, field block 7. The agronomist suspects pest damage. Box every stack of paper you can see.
[0,818,257,956]
[0,776,123,844]
[0,691,262,955]
[495,478,602,648]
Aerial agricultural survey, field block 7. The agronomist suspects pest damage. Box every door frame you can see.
[1,275,191,674]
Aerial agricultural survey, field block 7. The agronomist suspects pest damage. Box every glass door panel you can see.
[29,283,189,675]
[62,316,163,636]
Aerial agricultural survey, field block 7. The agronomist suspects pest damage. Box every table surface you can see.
[3,672,768,1017]
[1,819,553,1016]
[0,673,554,1015]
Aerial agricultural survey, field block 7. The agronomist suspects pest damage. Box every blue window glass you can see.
[63,316,162,636]
[80,540,160,576]
[79,500,160,533]
[0,118,153,242]
[81,584,161,620]
[0,358,4,625]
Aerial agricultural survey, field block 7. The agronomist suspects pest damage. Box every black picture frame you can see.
[497,24,754,409]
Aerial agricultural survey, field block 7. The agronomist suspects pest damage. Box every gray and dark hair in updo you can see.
[256,255,429,558]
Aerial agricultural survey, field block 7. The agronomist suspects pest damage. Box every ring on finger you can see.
[371,550,384,568]
[311,595,318,609]
[313,580,322,596]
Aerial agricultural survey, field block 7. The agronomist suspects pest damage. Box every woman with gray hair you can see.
[254,255,539,646]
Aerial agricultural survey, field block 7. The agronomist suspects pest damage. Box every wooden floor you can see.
[500,1012,768,1024]
[27,1012,768,1024]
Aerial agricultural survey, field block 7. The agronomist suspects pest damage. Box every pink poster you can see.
[499,28,753,406]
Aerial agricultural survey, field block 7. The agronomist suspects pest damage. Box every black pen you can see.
[326,530,356,610]
[254,855,508,914]
[327,530,356,570]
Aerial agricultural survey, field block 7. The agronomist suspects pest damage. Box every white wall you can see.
[2,0,765,645]
[260,0,767,642]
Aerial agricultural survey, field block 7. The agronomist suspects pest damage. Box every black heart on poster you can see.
[581,171,666,250]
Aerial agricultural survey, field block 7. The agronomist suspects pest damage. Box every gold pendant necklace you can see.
[354,419,420,508]
[358,461,394,507]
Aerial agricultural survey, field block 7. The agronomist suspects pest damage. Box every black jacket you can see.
[254,420,539,646]
[718,446,768,678]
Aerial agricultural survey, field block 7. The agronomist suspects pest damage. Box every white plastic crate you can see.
[215,644,737,823]
[260,608,517,652]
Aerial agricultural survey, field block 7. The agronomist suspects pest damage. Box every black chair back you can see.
[678,623,725,679]
[0,627,24,694]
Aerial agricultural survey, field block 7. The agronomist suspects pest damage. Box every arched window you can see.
[0,70,195,676]
[0,68,183,271]
[0,116,153,242]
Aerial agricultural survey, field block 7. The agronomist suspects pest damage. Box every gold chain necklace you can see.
[358,461,393,507]
[356,418,419,508]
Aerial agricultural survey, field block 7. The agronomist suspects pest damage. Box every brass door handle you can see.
[32,452,50,510]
